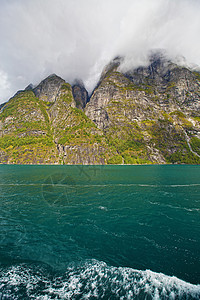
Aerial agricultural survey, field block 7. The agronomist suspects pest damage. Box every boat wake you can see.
[0,260,200,299]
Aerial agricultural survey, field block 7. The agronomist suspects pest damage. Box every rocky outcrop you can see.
[72,80,88,110]
[25,84,34,91]
[123,54,200,110]
[33,74,65,102]
[85,54,200,164]
[56,143,110,165]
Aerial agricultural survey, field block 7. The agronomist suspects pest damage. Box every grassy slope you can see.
[0,91,58,164]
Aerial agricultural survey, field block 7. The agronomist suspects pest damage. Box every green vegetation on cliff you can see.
[0,91,57,164]
[1,57,200,165]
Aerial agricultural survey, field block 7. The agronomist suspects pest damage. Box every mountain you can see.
[0,54,200,164]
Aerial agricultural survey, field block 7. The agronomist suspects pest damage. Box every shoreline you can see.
[0,163,199,166]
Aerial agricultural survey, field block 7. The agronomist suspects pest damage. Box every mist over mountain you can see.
[0,53,200,165]
[0,0,200,103]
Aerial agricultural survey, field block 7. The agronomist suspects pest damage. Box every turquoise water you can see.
[0,165,200,299]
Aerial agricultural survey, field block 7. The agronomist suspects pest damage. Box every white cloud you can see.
[0,70,11,103]
[0,0,200,103]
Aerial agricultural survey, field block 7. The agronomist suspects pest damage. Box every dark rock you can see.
[33,74,65,102]
[25,83,34,91]
[72,79,88,109]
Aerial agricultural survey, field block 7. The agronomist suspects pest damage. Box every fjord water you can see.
[0,165,200,299]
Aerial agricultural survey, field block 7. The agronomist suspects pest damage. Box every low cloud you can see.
[0,0,200,103]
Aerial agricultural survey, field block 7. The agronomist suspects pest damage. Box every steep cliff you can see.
[72,80,88,110]
[0,76,116,164]
[0,54,200,164]
[85,55,200,164]
[33,74,65,102]
[0,90,57,164]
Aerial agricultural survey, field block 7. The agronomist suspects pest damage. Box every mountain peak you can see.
[100,56,123,81]
[33,74,65,102]
[1,57,200,165]
[25,84,34,91]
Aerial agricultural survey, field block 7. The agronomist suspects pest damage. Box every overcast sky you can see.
[0,0,200,103]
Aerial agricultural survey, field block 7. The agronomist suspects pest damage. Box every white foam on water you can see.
[0,260,200,299]
[149,201,200,213]
[0,183,200,187]
[98,206,108,211]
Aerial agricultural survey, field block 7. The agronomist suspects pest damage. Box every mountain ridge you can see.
[1,54,200,165]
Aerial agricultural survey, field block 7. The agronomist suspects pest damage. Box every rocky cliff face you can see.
[72,80,88,110]
[85,54,200,164]
[0,75,115,164]
[0,54,200,164]
[33,74,65,102]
